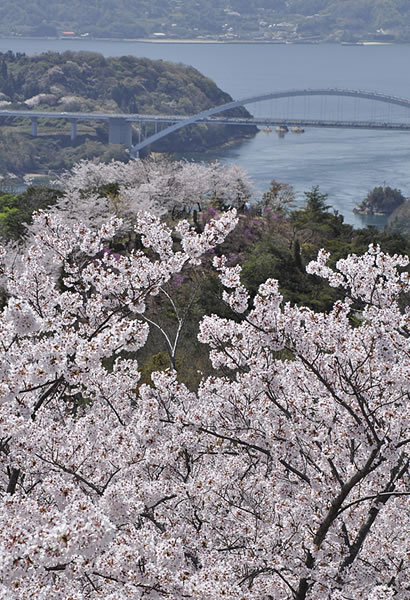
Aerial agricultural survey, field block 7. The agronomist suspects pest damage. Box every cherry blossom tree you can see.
[0,206,240,599]
[0,197,408,599]
[45,157,252,234]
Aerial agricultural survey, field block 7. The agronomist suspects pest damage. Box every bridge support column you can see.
[70,119,77,142]
[108,118,132,148]
[31,117,38,137]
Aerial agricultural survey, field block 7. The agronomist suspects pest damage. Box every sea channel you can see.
[2,37,410,227]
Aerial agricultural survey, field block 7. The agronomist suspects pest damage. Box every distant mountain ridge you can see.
[1,1,409,42]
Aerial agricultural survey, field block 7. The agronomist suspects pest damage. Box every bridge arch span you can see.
[131,88,410,156]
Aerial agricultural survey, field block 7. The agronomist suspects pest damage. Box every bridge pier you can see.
[70,119,77,142]
[31,117,38,137]
[108,118,132,147]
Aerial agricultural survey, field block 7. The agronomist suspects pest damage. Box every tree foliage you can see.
[0,186,62,240]
[0,163,409,599]
[387,200,410,238]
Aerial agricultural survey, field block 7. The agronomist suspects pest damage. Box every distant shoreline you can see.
[134,39,394,46]
[0,36,396,46]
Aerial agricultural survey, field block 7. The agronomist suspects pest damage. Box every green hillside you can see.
[0,0,409,42]
[0,51,254,175]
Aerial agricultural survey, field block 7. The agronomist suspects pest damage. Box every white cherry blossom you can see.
[0,184,408,599]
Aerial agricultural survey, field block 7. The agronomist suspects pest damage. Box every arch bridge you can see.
[130,88,410,156]
[2,88,410,156]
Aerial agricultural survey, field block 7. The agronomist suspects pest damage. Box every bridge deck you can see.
[2,87,410,156]
[2,111,410,131]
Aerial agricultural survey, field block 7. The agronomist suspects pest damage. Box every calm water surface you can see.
[2,38,410,227]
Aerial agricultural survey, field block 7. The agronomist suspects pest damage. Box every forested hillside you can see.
[0,0,409,42]
[0,51,254,176]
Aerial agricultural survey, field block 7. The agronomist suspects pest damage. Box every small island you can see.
[353,185,406,216]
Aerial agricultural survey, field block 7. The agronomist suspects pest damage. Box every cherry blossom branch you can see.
[31,376,64,421]
[294,447,380,600]
[337,491,410,516]
[279,459,311,485]
[341,456,409,570]
[6,467,20,494]
[197,426,271,458]
[36,455,105,496]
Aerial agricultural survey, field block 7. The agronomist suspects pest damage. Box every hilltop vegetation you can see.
[0,51,254,176]
[387,200,410,237]
[0,0,409,42]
